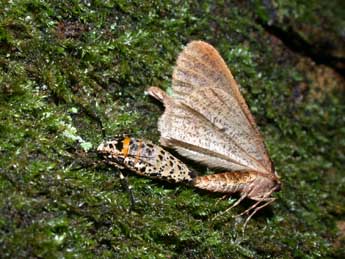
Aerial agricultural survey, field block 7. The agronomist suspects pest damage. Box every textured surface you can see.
[1,1,344,258]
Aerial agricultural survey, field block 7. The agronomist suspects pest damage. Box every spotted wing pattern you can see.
[97,136,196,184]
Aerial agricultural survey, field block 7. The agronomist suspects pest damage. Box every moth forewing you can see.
[148,41,274,174]
[148,86,270,174]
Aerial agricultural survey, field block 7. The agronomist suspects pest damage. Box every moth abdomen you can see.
[97,136,196,184]
[193,171,252,193]
[193,171,280,202]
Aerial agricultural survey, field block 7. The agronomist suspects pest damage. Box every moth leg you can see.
[236,199,263,218]
[212,194,247,220]
[237,185,277,218]
[119,171,136,211]
[215,194,230,206]
[238,186,277,231]
[242,198,276,232]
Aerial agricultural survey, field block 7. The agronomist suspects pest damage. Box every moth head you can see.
[97,138,126,163]
[247,174,281,201]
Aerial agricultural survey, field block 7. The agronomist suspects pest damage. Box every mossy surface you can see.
[1,1,344,258]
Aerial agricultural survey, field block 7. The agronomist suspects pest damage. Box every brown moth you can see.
[147,41,281,224]
[97,136,196,184]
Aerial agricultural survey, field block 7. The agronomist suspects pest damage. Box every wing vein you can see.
[178,102,269,173]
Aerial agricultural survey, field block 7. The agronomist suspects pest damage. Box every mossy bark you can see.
[1,1,344,258]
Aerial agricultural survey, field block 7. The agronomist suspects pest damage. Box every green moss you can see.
[1,1,344,258]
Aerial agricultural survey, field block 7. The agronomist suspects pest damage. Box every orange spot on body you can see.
[121,136,131,157]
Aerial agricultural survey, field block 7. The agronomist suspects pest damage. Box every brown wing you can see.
[148,41,273,175]
[149,87,269,174]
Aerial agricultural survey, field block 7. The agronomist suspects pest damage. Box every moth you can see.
[147,41,281,224]
[97,136,196,184]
